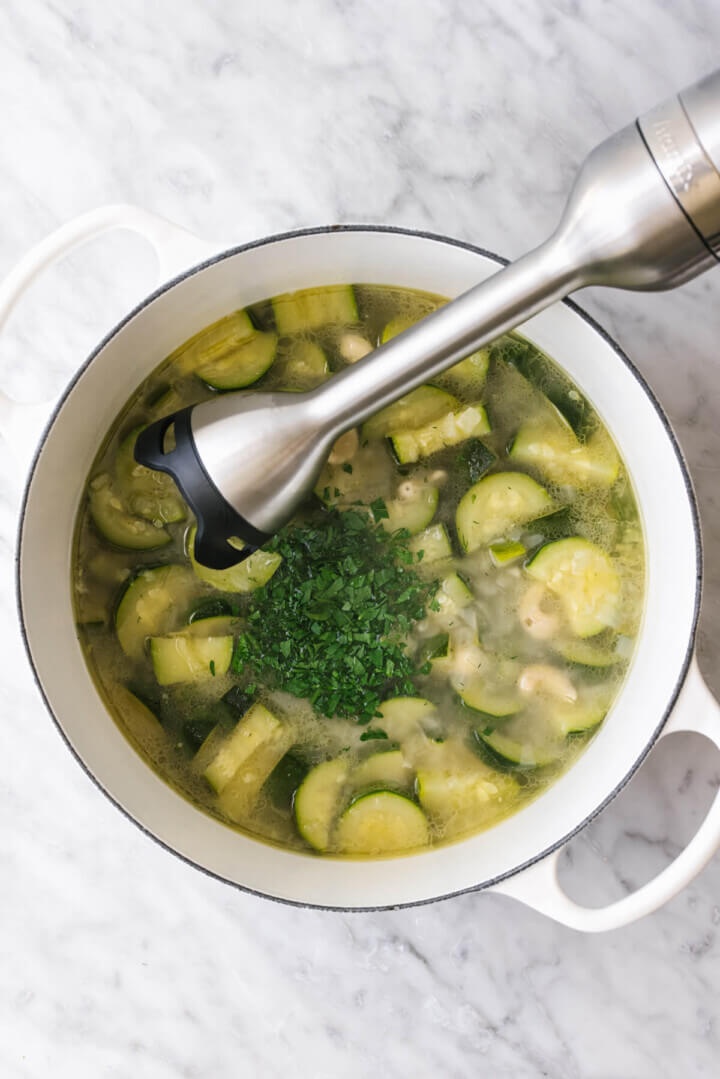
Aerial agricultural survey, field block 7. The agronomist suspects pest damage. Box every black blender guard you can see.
[134,407,271,570]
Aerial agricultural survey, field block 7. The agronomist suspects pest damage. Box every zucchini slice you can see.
[554,635,621,668]
[272,285,358,334]
[150,635,233,687]
[376,696,437,742]
[89,475,171,550]
[416,741,518,828]
[509,419,619,488]
[361,385,457,441]
[526,537,620,638]
[203,702,282,793]
[474,726,562,768]
[115,428,186,523]
[171,309,255,374]
[377,485,439,535]
[184,615,240,637]
[189,526,282,592]
[456,471,554,551]
[115,564,199,658]
[551,696,608,735]
[294,758,350,851]
[196,331,277,390]
[335,791,429,854]
[457,677,523,718]
[408,522,453,564]
[351,749,413,792]
[390,403,490,464]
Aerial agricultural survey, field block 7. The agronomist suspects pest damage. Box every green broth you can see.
[72,283,645,857]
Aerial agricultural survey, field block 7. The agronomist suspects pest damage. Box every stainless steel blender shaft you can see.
[138,69,720,568]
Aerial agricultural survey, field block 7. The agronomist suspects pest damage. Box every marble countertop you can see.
[2,2,720,1076]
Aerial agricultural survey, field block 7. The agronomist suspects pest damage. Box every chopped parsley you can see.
[231,508,436,722]
[359,728,388,741]
[369,497,389,522]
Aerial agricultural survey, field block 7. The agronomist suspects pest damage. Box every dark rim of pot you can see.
[14,223,703,913]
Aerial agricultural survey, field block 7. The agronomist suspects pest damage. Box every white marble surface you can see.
[2,1,720,1075]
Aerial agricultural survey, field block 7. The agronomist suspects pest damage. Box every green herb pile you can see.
[231,508,435,723]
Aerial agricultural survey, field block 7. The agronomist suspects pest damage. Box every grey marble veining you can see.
[2,1,720,1076]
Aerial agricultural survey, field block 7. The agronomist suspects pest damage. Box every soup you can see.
[72,283,644,857]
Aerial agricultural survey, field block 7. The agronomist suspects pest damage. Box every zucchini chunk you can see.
[361,385,457,441]
[115,564,199,658]
[150,635,233,687]
[265,750,311,810]
[272,285,358,334]
[390,402,490,464]
[89,475,171,550]
[434,573,474,617]
[381,315,417,342]
[294,758,350,851]
[526,537,620,638]
[416,632,450,667]
[377,485,439,535]
[436,347,490,395]
[510,419,619,488]
[382,317,489,394]
[408,522,453,564]
[196,331,277,390]
[456,439,496,484]
[189,526,282,592]
[335,791,429,854]
[489,540,526,566]
[107,683,165,759]
[115,428,186,523]
[491,333,592,437]
[456,471,554,551]
[218,733,292,823]
[203,702,282,793]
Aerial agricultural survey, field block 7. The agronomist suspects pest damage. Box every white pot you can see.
[6,205,720,932]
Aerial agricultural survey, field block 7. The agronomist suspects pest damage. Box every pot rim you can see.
[14,223,703,911]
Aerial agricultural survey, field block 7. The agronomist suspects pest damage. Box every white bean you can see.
[518,664,577,702]
[339,333,373,363]
[517,582,560,640]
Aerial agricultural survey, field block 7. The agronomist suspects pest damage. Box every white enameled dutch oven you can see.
[6,205,720,931]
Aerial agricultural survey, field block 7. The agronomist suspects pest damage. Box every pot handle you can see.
[489,657,720,932]
[0,203,216,476]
